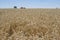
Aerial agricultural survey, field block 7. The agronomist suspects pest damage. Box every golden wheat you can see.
[0,9,60,40]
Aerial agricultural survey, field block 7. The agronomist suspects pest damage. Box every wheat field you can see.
[0,9,60,40]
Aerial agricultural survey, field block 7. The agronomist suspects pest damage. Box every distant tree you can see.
[20,7,24,9]
[14,6,17,8]
[56,7,58,9]
[20,7,26,9]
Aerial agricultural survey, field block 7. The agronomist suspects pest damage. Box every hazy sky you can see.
[0,0,60,8]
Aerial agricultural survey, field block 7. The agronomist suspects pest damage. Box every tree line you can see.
[14,6,26,9]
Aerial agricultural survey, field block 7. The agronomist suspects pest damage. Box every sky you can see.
[0,0,60,8]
